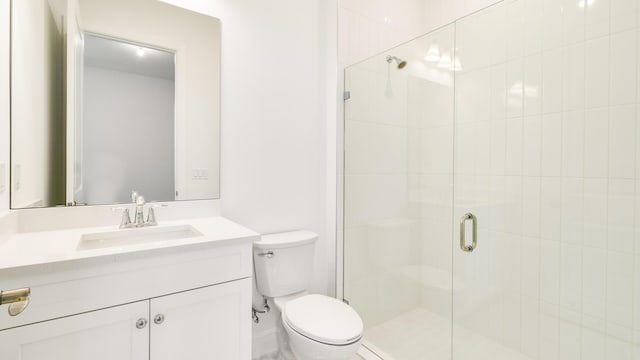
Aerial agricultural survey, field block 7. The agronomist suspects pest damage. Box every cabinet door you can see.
[150,278,251,360]
[0,300,149,360]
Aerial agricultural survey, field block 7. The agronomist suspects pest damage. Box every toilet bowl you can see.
[253,231,363,360]
[279,294,362,360]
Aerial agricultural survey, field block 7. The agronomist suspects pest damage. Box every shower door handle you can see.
[459,213,477,252]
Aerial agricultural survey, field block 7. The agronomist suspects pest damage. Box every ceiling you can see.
[84,33,175,80]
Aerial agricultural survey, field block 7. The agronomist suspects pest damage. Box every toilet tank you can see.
[253,230,318,298]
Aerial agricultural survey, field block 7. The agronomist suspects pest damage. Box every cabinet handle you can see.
[459,213,478,252]
[136,318,148,329]
[0,288,30,317]
[154,314,165,325]
[258,251,274,258]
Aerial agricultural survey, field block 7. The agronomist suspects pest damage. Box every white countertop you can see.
[0,217,259,271]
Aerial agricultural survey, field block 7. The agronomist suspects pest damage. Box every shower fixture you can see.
[386,55,407,69]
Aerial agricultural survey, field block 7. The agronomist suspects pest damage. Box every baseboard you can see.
[358,340,390,360]
[252,327,278,359]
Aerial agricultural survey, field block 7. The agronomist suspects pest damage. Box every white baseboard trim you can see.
[358,340,391,360]
[252,327,278,359]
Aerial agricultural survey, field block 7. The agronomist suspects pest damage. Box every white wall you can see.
[159,0,336,292]
[11,0,65,208]
[158,1,336,357]
[0,0,9,215]
[81,66,175,204]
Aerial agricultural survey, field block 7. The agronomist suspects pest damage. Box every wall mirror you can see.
[10,0,221,209]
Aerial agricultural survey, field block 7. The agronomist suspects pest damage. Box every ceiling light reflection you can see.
[424,45,441,62]
[509,82,539,97]
[451,56,463,72]
[437,51,452,69]
[578,0,595,8]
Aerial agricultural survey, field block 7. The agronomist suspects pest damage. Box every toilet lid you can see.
[283,294,363,346]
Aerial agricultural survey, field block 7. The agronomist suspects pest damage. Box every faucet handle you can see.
[131,190,140,203]
[146,204,167,226]
[111,207,132,229]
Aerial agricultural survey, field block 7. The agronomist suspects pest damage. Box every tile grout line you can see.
[627,4,640,353]
[603,0,612,354]
[536,1,545,358]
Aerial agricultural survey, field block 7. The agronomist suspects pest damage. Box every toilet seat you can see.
[282,294,363,346]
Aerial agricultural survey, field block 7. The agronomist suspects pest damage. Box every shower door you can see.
[452,0,639,359]
[343,24,456,360]
[451,1,534,358]
[345,0,640,358]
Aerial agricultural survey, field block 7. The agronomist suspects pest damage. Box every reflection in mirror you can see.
[79,34,176,205]
[10,0,66,208]
[10,0,221,209]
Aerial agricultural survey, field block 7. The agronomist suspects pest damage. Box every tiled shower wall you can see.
[452,0,640,358]
[338,0,502,66]
[343,22,456,341]
[343,49,418,328]
[345,0,640,359]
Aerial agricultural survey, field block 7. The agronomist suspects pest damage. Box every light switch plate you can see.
[191,168,209,180]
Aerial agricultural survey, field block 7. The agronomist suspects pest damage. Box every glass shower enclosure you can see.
[343,1,640,359]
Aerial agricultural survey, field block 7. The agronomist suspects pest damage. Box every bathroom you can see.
[1,0,639,359]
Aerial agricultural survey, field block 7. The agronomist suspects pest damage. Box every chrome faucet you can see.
[133,193,146,226]
[112,191,166,229]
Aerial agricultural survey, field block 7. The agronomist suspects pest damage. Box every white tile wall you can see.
[452,0,640,358]
[344,25,455,359]
[343,0,640,359]
[338,0,504,66]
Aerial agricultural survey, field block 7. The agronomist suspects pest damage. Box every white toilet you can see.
[253,230,363,360]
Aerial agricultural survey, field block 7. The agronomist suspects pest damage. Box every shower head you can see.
[386,55,407,69]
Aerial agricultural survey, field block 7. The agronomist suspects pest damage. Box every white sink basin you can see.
[77,225,203,251]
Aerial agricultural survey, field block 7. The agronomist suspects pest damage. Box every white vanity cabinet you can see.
[0,279,251,360]
[151,279,251,360]
[0,217,257,360]
[0,300,150,360]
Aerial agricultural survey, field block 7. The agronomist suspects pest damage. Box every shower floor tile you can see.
[363,308,532,360]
